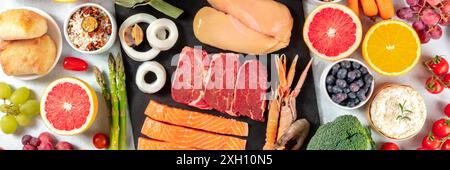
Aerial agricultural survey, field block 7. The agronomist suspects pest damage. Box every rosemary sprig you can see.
[396,100,412,121]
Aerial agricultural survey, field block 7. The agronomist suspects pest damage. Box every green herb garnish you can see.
[396,100,412,121]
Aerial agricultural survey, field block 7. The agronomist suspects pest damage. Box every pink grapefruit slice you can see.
[40,77,98,135]
[303,4,362,61]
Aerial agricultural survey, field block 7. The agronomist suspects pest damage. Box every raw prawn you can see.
[263,55,312,150]
[277,58,312,141]
[275,119,310,150]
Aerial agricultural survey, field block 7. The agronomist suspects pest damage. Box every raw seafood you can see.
[172,47,211,110]
[145,100,248,137]
[263,55,313,150]
[275,119,310,150]
[193,0,293,54]
[141,118,246,150]
[138,138,197,150]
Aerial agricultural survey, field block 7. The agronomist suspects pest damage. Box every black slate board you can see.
[115,0,320,150]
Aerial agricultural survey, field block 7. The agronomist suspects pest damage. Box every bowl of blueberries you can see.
[321,58,374,109]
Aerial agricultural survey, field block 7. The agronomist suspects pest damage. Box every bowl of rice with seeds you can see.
[64,3,117,54]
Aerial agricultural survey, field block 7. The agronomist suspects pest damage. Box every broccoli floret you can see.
[307,115,374,150]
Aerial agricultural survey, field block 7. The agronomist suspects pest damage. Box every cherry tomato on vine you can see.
[427,55,449,76]
[432,119,450,138]
[444,74,450,88]
[425,76,444,94]
[422,134,442,149]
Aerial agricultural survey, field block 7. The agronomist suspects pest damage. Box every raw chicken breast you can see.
[208,0,293,44]
[193,7,287,54]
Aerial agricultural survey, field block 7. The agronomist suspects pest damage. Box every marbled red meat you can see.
[231,60,268,122]
[172,47,268,122]
[204,53,241,116]
[171,47,211,110]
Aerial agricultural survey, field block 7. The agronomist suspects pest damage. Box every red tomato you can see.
[444,74,450,88]
[380,142,400,150]
[93,133,109,149]
[432,119,450,138]
[417,147,439,150]
[63,57,88,71]
[425,76,444,94]
[422,134,442,149]
[427,55,449,76]
[445,104,450,118]
[416,147,428,150]
[442,140,450,150]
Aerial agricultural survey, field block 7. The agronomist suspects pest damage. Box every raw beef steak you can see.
[231,60,268,122]
[204,53,241,116]
[172,47,268,122]
[172,47,211,110]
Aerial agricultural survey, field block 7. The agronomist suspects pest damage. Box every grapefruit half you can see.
[303,4,362,61]
[40,77,98,135]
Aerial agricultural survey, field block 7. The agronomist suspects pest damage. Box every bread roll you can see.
[0,9,48,40]
[0,35,56,76]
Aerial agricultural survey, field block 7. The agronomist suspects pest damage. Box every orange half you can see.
[362,20,421,76]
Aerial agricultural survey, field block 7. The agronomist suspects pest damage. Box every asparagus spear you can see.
[93,66,111,119]
[108,53,120,150]
[115,53,128,150]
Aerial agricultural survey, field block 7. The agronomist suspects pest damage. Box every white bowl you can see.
[0,7,63,81]
[320,58,375,110]
[63,3,117,55]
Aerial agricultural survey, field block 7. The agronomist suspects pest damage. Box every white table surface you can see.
[0,0,135,150]
[303,0,450,149]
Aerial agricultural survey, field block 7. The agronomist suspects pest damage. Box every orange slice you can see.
[362,20,421,76]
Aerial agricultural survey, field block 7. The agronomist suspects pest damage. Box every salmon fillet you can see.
[138,137,198,150]
[141,118,246,150]
[145,100,248,137]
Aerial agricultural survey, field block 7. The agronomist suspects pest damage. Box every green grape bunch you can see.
[0,82,40,134]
